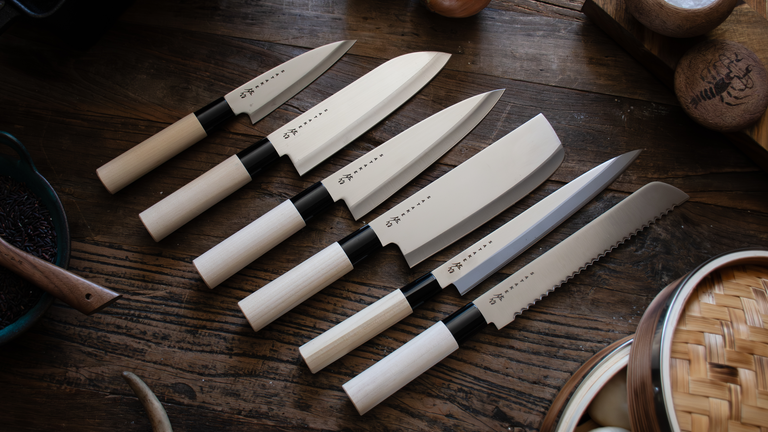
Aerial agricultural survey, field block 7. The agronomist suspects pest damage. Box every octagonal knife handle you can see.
[97,98,237,194]
[343,321,459,415]
[238,242,355,332]
[139,137,282,242]
[194,200,307,288]
[97,113,208,194]
[300,289,414,373]
[139,155,253,242]
[194,182,337,288]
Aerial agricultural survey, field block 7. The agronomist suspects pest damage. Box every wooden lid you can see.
[674,40,768,132]
[669,262,768,429]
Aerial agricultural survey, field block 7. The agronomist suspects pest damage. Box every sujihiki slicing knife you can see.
[97,40,355,194]
[193,89,505,288]
[299,149,642,373]
[237,114,565,334]
[138,50,452,241]
[342,181,689,415]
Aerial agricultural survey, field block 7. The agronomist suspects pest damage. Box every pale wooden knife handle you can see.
[343,321,459,415]
[97,113,207,194]
[299,289,413,373]
[193,200,307,288]
[0,236,121,315]
[238,242,354,332]
[139,155,252,242]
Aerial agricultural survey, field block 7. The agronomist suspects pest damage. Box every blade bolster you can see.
[401,273,443,309]
[339,225,383,266]
[291,182,335,222]
[443,303,487,344]
[194,97,235,133]
[236,137,281,177]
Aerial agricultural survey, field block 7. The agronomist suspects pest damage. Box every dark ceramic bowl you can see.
[0,131,71,345]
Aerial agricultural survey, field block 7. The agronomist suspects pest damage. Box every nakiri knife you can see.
[96,40,356,194]
[299,149,641,373]
[193,89,505,289]
[138,51,451,242]
[342,181,689,415]
[238,113,565,333]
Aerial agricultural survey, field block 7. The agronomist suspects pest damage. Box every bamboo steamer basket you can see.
[541,335,634,431]
[628,248,768,431]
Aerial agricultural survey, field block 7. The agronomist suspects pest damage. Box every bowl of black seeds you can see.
[0,131,71,345]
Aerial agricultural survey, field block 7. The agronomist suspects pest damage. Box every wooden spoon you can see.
[0,235,121,315]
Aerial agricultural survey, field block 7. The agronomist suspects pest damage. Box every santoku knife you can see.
[193,89,505,288]
[139,51,451,241]
[96,40,355,194]
[342,181,689,415]
[299,149,641,373]
[238,114,565,333]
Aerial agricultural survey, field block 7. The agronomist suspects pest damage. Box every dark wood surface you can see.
[1,0,767,430]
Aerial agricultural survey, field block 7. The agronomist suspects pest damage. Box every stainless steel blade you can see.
[436,149,641,295]
[224,40,355,123]
[474,181,689,330]
[368,114,565,268]
[267,51,451,175]
[321,89,505,220]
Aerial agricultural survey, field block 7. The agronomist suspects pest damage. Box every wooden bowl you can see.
[541,335,634,431]
[624,0,738,38]
[627,248,768,431]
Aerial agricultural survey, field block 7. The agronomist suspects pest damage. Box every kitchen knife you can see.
[96,40,355,194]
[193,89,505,289]
[139,51,451,241]
[238,113,565,333]
[342,181,689,415]
[299,149,641,373]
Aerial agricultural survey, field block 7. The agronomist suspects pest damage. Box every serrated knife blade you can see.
[138,50,450,241]
[96,40,355,194]
[237,113,564,334]
[342,181,689,415]
[193,89,504,289]
[299,149,641,373]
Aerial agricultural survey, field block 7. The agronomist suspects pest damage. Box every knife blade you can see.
[193,89,505,289]
[342,181,689,415]
[237,113,565,333]
[139,51,451,241]
[299,149,641,373]
[96,40,356,194]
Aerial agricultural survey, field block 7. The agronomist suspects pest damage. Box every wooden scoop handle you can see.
[0,236,121,315]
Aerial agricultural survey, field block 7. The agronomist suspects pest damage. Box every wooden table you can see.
[1,0,767,430]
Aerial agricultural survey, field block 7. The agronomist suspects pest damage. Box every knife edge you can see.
[475,181,690,330]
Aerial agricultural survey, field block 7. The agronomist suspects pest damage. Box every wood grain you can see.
[581,0,768,171]
[0,0,767,430]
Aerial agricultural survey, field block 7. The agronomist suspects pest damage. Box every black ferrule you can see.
[236,137,281,177]
[291,182,335,221]
[443,303,487,345]
[338,225,383,267]
[402,273,443,310]
[194,97,235,133]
